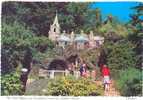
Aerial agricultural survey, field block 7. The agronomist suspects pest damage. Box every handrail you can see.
[39,69,80,79]
[47,70,68,73]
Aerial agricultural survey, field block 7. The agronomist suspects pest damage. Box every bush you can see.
[116,67,142,96]
[25,76,104,96]
[1,72,23,95]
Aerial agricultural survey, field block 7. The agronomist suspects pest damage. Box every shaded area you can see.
[66,54,78,64]
[48,59,68,70]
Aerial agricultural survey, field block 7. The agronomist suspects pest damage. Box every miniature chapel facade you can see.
[48,13,104,49]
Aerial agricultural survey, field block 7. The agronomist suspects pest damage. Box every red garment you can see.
[102,67,110,76]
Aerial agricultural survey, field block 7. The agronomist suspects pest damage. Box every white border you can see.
[0,96,143,100]
[0,0,142,100]
[1,0,143,2]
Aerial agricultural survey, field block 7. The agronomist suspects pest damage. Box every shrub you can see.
[116,67,142,96]
[25,76,104,96]
[1,72,23,95]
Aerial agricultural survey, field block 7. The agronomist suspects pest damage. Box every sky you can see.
[90,2,141,23]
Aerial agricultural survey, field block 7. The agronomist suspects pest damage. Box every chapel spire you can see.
[53,10,60,27]
[48,11,60,41]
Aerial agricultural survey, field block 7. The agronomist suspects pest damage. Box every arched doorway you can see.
[48,59,68,70]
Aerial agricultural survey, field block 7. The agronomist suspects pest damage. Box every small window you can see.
[54,28,56,32]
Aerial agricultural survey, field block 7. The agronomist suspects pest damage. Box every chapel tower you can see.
[48,12,60,41]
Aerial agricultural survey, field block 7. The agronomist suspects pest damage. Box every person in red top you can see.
[101,64,111,91]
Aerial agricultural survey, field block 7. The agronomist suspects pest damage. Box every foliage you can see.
[2,20,54,50]
[116,67,142,96]
[2,2,98,35]
[94,8,102,28]
[1,71,23,95]
[128,14,143,44]
[2,21,34,48]
[79,49,100,70]
[2,2,142,96]
[31,36,54,52]
[1,21,34,74]
[32,49,57,64]
[25,76,104,96]
[1,20,54,74]
[127,3,143,68]
[98,20,129,38]
[105,40,137,77]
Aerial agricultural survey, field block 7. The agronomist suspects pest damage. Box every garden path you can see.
[95,79,120,96]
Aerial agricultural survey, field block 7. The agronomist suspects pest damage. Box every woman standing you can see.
[101,64,111,91]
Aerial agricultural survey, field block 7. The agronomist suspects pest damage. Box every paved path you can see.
[95,80,120,96]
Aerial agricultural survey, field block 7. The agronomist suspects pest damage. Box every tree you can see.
[128,3,143,68]
[95,8,102,28]
[98,16,129,39]
[106,40,137,77]
[2,2,67,36]
[128,3,143,42]
[2,2,96,35]
[1,20,54,74]
[1,18,55,95]
[1,20,34,74]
